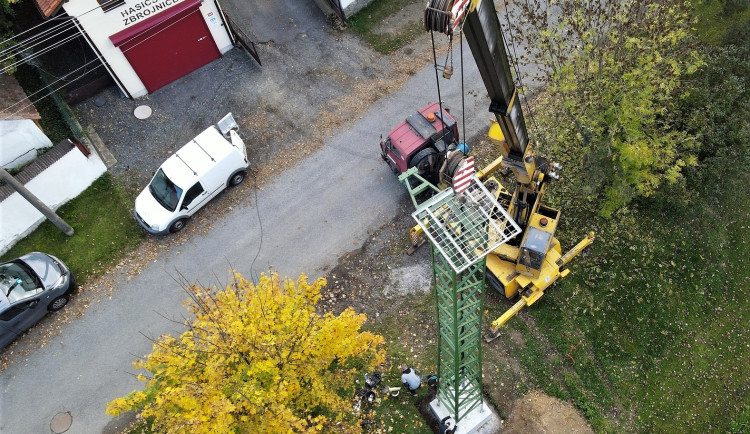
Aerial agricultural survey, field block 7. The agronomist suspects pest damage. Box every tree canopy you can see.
[107,272,385,433]
[506,0,704,216]
[0,0,20,72]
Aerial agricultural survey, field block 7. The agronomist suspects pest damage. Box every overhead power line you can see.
[1,30,82,74]
[0,21,78,60]
[0,0,125,48]
[0,26,81,72]
[0,20,77,58]
[1,8,204,120]
[3,55,103,114]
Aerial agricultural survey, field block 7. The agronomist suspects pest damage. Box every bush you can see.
[721,0,749,16]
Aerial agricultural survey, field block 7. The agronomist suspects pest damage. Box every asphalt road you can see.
[0,3,529,433]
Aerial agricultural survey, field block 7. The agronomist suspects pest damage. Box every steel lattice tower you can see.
[432,247,486,421]
[401,168,520,424]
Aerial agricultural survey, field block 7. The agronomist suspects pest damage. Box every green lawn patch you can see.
[348,0,424,54]
[504,169,750,432]
[694,0,750,45]
[361,292,437,433]
[1,173,144,285]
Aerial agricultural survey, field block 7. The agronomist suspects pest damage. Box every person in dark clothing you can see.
[439,415,456,434]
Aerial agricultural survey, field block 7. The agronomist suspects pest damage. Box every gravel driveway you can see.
[72,0,400,191]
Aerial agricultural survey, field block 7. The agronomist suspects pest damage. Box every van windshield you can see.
[148,169,183,211]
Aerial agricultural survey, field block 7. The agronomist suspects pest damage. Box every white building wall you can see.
[63,0,233,98]
[0,148,107,254]
[339,0,371,18]
[0,120,53,170]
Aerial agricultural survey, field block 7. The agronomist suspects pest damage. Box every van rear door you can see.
[229,130,248,160]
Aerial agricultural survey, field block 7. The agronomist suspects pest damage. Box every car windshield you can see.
[148,168,183,211]
[0,262,41,303]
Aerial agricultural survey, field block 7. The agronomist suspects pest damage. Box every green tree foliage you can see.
[0,0,20,72]
[107,272,385,433]
[721,0,749,16]
[507,0,704,216]
[678,18,750,189]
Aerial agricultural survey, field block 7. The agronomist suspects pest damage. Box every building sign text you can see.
[121,0,184,26]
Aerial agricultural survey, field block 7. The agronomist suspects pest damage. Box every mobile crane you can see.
[382,0,594,342]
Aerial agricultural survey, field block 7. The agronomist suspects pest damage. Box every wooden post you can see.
[0,167,74,236]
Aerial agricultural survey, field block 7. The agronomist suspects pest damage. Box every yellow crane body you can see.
[408,121,595,342]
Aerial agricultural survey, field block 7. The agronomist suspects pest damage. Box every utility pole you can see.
[0,167,74,236]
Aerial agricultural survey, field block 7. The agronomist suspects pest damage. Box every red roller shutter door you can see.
[110,0,221,93]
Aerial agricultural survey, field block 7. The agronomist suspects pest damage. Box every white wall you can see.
[63,0,233,98]
[339,0,371,18]
[0,120,53,170]
[0,148,107,254]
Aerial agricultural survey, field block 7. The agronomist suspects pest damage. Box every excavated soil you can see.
[503,391,594,434]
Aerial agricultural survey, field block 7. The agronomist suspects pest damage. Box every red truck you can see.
[379,102,459,185]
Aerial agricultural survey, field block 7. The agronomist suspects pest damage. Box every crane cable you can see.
[425,0,470,157]
[428,31,445,130]
[425,0,454,125]
[459,27,466,150]
[424,0,452,35]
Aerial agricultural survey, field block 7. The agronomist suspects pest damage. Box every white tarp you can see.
[0,119,53,170]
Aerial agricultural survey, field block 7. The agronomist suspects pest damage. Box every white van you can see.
[134,114,249,234]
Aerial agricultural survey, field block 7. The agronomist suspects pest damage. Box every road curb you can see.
[84,124,117,168]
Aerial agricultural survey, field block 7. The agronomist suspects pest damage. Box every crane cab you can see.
[516,209,559,278]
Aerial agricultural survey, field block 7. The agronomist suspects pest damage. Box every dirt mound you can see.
[503,391,593,434]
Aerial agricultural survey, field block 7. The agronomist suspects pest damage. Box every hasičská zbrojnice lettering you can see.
[121,0,183,25]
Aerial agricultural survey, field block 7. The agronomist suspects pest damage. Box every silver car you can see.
[0,252,76,349]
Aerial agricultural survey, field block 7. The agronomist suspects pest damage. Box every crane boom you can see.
[413,0,595,340]
[463,0,528,158]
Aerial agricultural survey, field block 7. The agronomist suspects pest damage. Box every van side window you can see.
[182,183,205,208]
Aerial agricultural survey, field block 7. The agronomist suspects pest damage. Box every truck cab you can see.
[380,102,458,184]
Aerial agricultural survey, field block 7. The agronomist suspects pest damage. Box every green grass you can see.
[693,0,750,45]
[495,168,750,432]
[347,0,424,54]
[472,5,750,431]
[1,173,145,286]
[361,292,437,433]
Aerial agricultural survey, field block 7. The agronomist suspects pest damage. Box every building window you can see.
[98,0,125,12]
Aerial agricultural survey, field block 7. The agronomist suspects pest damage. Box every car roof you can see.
[160,127,236,187]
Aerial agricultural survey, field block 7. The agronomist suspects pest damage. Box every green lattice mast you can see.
[400,168,520,423]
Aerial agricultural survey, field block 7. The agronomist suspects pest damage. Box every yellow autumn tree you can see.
[107,272,385,433]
